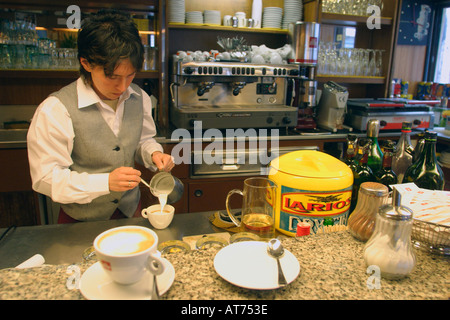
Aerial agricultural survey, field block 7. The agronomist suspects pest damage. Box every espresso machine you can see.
[288,21,320,130]
[169,60,300,129]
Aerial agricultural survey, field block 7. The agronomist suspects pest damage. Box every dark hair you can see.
[77,9,144,83]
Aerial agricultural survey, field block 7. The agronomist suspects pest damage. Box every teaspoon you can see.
[267,238,288,287]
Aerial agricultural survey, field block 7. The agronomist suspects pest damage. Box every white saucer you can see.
[213,241,300,290]
[80,258,175,300]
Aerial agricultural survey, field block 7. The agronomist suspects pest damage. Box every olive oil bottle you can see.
[402,131,444,190]
[366,119,383,174]
[376,141,397,191]
[392,122,414,183]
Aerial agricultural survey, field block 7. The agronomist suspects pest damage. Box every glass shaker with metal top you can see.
[347,182,389,242]
[363,188,416,279]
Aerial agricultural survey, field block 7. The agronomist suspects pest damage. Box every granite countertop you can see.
[0,231,448,300]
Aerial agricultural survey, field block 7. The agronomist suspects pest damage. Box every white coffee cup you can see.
[142,204,175,229]
[223,15,232,26]
[94,226,165,285]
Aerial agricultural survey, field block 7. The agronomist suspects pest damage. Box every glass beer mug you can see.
[226,177,278,240]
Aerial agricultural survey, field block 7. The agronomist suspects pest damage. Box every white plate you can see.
[213,241,300,290]
[79,258,175,300]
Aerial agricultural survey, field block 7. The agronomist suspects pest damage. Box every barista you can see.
[27,9,174,223]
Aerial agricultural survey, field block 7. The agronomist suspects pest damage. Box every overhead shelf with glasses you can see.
[303,0,400,98]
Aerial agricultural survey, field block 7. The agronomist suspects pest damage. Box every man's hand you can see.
[109,166,142,192]
[152,151,175,172]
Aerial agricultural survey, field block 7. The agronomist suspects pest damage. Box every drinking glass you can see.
[375,49,384,76]
[362,49,370,76]
[368,49,376,76]
[326,42,337,75]
[0,44,11,68]
[226,177,278,240]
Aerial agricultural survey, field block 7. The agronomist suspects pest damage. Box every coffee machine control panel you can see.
[175,61,302,78]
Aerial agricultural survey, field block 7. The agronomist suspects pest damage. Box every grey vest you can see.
[51,80,143,221]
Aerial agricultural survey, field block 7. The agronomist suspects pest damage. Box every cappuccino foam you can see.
[97,228,154,256]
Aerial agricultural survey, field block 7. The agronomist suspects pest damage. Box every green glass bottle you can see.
[402,131,445,190]
[366,119,384,173]
[350,139,376,213]
[376,141,397,191]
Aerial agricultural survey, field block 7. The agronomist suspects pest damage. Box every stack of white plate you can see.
[282,0,303,29]
[168,0,185,24]
[186,11,203,24]
[262,7,283,29]
[204,10,221,25]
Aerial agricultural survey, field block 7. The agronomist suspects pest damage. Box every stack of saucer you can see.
[204,10,221,25]
[168,0,185,24]
[282,0,303,29]
[186,11,203,24]
[262,7,283,29]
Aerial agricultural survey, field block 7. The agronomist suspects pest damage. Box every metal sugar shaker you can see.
[363,188,416,279]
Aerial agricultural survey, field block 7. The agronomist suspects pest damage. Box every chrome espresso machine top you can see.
[169,60,302,129]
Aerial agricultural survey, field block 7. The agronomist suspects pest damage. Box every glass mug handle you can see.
[147,252,165,276]
[226,189,243,227]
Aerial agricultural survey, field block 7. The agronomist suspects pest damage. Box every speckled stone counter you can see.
[0,231,448,300]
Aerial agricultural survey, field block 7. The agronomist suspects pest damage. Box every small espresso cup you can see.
[94,226,165,285]
[142,204,175,229]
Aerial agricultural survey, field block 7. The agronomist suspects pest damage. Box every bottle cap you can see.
[366,119,380,137]
[424,131,437,141]
[296,222,311,236]
[359,182,389,197]
[401,121,412,131]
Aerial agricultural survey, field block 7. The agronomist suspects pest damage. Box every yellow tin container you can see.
[268,150,353,236]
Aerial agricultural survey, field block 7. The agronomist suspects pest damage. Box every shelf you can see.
[316,75,385,84]
[168,23,288,35]
[320,12,393,26]
[0,69,159,79]
[0,0,157,12]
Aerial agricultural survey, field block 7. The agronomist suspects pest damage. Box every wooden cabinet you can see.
[0,148,41,227]
[303,0,400,98]
[0,0,163,108]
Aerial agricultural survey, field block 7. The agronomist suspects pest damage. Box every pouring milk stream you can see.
[145,172,184,212]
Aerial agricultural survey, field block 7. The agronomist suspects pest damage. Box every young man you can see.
[27,10,174,223]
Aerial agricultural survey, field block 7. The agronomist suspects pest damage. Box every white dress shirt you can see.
[27,78,163,204]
